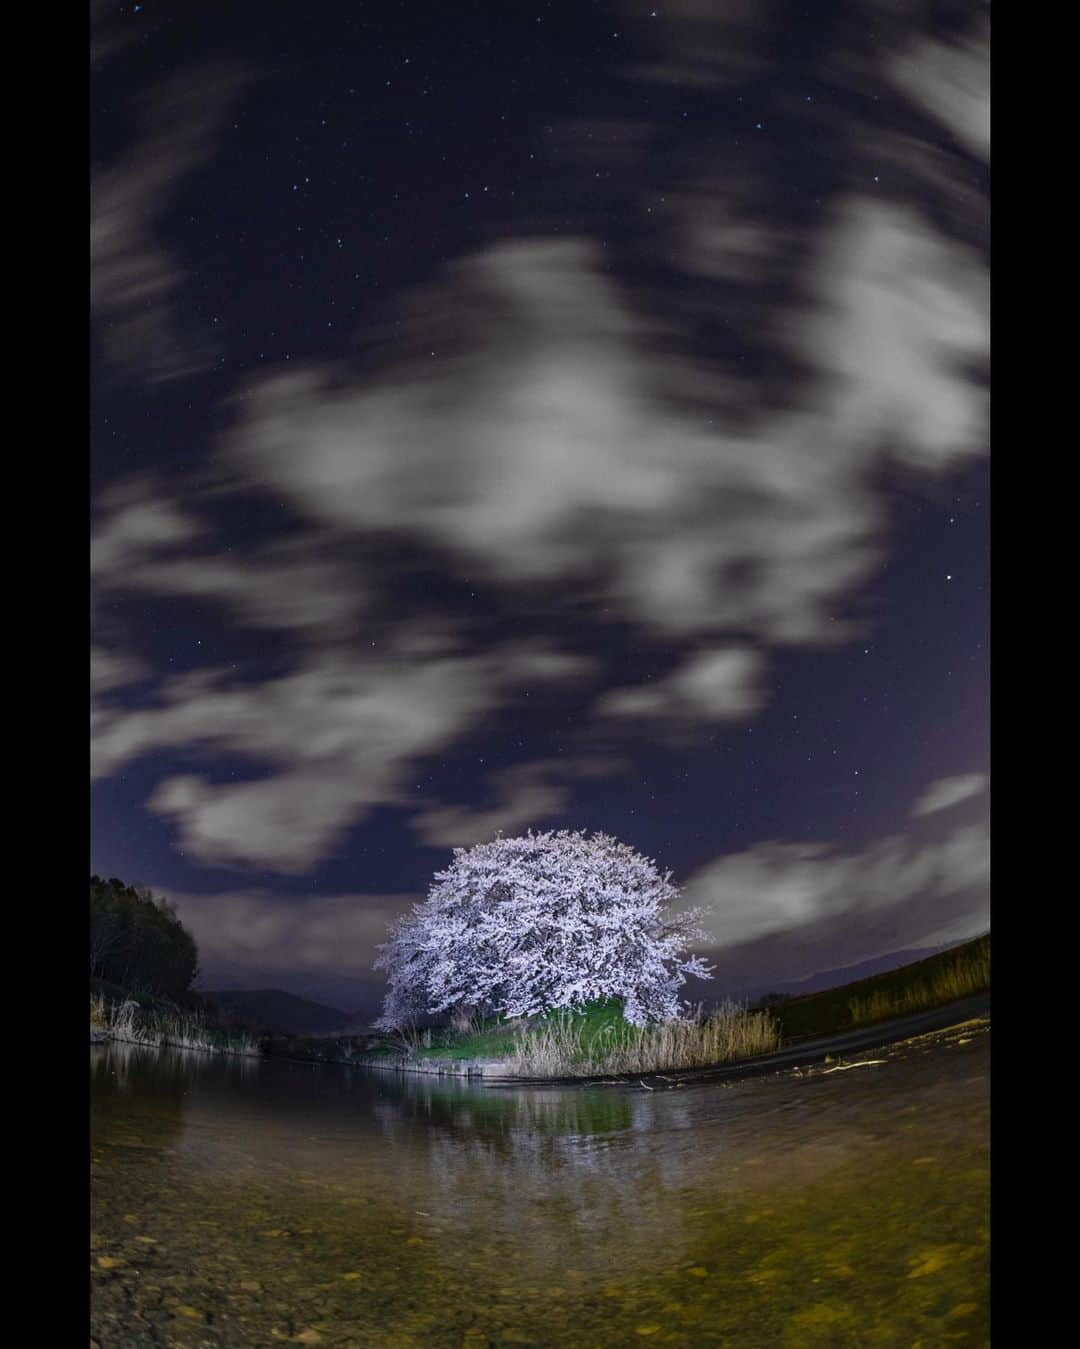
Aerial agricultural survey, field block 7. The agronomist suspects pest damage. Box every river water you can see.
[90,1018,989,1347]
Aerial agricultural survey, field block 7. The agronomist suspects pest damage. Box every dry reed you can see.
[847,938,990,1027]
[506,1000,780,1078]
[90,993,261,1057]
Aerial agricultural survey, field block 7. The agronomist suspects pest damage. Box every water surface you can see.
[91,1019,989,1347]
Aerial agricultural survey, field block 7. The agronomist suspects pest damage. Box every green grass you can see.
[413,1020,522,1061]
[402,935,990,1071]
[407,999,642,1062]
[326,934,991,1077]
[384,998,779,1077]
[769,933,990,1042]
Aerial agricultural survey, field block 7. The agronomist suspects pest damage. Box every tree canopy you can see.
[374,829,712,1029]
[89,875,199,1001]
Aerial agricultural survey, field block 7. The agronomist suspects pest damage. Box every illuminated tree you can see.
[374,829,712,1029]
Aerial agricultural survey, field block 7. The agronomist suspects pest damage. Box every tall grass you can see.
[847,937,990,1028]
[506,1001,780,1078]
[90,993,261,1057]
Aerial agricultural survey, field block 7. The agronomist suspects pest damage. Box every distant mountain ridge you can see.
[790,944,955,992]
[201,988,359,1035]
[738,944,953,1004]
[202,943,965,1032]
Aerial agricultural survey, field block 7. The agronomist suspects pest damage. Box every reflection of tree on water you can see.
[369,1074,700,1279]
[92,1038,258,1092]
[360,1057,953,1287]
[377,1073,635,1142]
[91,1041,195,1158]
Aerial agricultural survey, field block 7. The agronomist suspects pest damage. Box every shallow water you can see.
[90,1019,989,1347]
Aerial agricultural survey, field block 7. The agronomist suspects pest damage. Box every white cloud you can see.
[164,889,417,983]
[911,773,988,818]
[889,20,990,161]
[799,200,988,473]
[598,647,766,722]
[92,195,987,869]
[91,482,367,637]
[90,478,202,576]
[90,12,988,875]
[412,781,568,851]
[98,652,493,868]
[91,647,147,699]
[89,466,598,870]
[226,200,986,646]
[411,759,576,849]
[92,639,589,870]
[163,808,988,1009]
[683,816,989,952]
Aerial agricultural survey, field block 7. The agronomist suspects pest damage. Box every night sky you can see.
[91,1,989,1016]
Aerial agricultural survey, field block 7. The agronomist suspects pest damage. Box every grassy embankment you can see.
[236,934,991,1075]
[766,933,990,1042]
[355,934,990,1077]
[361,999,780,1078]
[90,982,261,1057]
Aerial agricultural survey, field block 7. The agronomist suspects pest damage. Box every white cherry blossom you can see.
[374,829,712,1029]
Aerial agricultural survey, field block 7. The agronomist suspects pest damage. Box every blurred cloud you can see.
[228,202,986,645]
[412,768,569,850]
[90,477,202,573]
[91,636,591,870]
[911,773,988,817]
[166,888,417,1000]
[889,18,990,160]
[92,196,986,869]
[91,61,244,382]
[683,810,989,954]
[91,647,147,700]
[623,0,774,91]
[91,481,368,637]
[598,647,767,722]
[165,788,989,1011]
[796,200,987,473]
[90,1,988,878]
[411,755,617,848]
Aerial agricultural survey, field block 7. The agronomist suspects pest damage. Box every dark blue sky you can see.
[91,1,989,1013]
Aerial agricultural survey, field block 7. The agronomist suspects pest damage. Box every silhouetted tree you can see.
[89,876,198,1000]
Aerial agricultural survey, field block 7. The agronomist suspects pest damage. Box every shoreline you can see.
[88,1028,261,1058]
[90,990,989,1085]
[343,991,990,1087]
